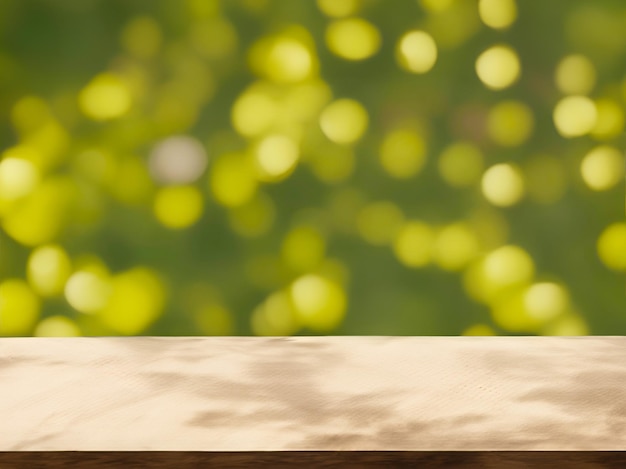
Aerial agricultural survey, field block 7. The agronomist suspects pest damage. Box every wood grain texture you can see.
[1,451,626,468]
[1,336,625,456]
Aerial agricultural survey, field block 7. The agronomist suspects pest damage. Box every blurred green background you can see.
[0,0,624,337]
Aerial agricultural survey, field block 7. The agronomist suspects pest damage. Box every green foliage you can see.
[0,0,624,337]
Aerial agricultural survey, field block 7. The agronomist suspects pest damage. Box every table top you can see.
[1,336,625,451]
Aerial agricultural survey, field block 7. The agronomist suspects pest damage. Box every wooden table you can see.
[1,336,625,467]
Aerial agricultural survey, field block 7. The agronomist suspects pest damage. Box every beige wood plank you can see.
[1,336,625,452]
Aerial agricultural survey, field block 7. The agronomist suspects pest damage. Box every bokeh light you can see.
[0,1,624,337]
[0,279,40,335]
[2,176,75,246]
[591,99,625,140]
[231,86,278,138]
[254,134,300,182]
[290,274,347,332]
[483,245,534,290]
[153,185,204,229]
[475,45,520,90]
[100,267,166,335]
[249,31,316,84]
[597,223,626,271]
[78,73,132,121]
[379,127,427,178]
[523,282,569,322]
[393,221,435,268]
[65,269,112,315]
[282,225,326,273]
[438,142,484,187]
[209,152,258,207]
[319,98,369,145]
[419,0,454,13]
[396,30,438,74]
[478,0,517,30]
[580,145,624,191]
[464,245,535,305]
[27,244,72,297]
[0,157,40,201]
[149,136,208,185]
[34,315,81,337]
[553,96,597,138]
[486,100,534,147]
[325,18,381,61]
[432,223,480,271]
[555,54,596,95]
[251,289,301,336]
[481,163,525,207]
[317,0,361,18]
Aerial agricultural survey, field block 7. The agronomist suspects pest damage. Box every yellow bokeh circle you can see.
[419,0,454,12]
[432,223,480,271]
[316,0,361,18]
[325,18,381,61]
[463,245,534,305]
[396,30,437,74]
[486,100,534,146]
[475,45,520,90]
[282,225,326,272]
[554,54,596,95]
[153,185,204,229]
[438,142,484,187]
[483,245,534,288]
[78,73,132,121]
[265,39,313,83]
[209,152,258,207]
[490,288,543,333]
[100,267,166,335]
[523,282,569,321]
[553,95,597,138]
[27,244,72,297]
[0,157,40,201]
[591,99,625,140]
[65,270,112,315]
[478,0,517,30]
[251,290,301,336]
[2,176,76,247]
[290,274,347,332]
[0,279,41,335]
[249,35,314,84]
[34,315,81,337]
[254,134,300,182]
[379,128,427,178]
[481,163,525,207]
[319,98,369,145]
[580,145,624,191]
[231,88,278,138]
[392,221,435,268]
[597,223,626,271]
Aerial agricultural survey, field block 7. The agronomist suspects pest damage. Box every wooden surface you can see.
[1,451,626,468]
[1,336,626,465]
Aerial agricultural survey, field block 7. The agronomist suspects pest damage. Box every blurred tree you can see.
[0,0,624,337]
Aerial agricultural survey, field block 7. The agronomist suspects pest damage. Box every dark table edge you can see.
[1,451,626,468]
